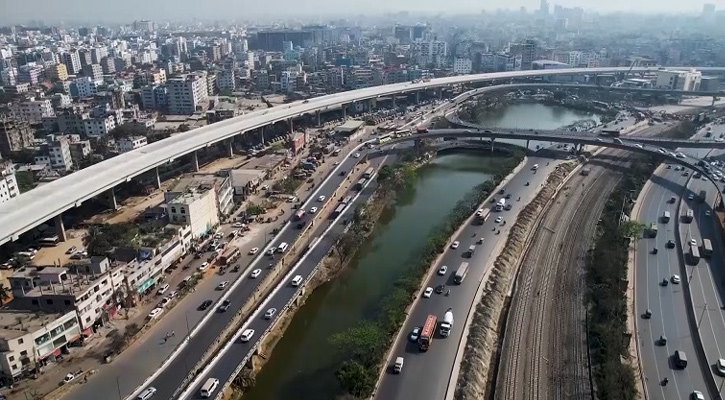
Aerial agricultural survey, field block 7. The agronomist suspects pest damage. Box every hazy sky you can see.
[0,0,717,24]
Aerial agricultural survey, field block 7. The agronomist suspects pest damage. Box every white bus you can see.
[702,238,713,258]
[200,378,220,398]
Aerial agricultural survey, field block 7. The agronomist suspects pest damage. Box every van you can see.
[662,211,671,223]
[156,284,170,295]
[674,350,688,368]
[291,275,304,287]
[136,387,157,400]
[464,245,476,258]
[200,378,220,398]
[393,357,404,373]
[277,242,289,253]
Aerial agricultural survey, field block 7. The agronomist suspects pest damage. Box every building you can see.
[17,65,44,86]
[0,115,34,154]
[655,69,702,91]
[69,77,99,98]
[68,138,92,164]
[532,60,572,70]
[46,63,68,82]
[166,184,220,238]
[280,71,299,92]
[453,58,473,74]
[411,40,447,68]
[117,136,148,153]
[168,174,234,217]
[36,136,73,172]
[62,50,81,75]
[9,98,55,123]
[54,106,118,138]
[166,73,209,115]
[82,64,103,83]
[216,70,236,91]
[0,309,80,380]
[230,169,266,196]
[0,161,19,204]
[7,257,124,332]
[700,76,720,92]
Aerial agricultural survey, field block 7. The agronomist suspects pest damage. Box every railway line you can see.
[494,149,634,400]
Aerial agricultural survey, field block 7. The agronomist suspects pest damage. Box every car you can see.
[409,327,420,342]
[197,262,209,272]
[309,207,318,214]
[199,300,213,310]
[476,237,485,244]
[652,247,658,254]
[690,238,697,246]
[438,265,448,275]
[250,269,262,278]
[490,198,497,203]
[504,204,513,211]
[353,153,361,158]
[450,241,460,249]
[504,193,512,200]
[666,240,675,249]
[62,373,76,384]
[495,216,503,223]
[157,297,171,308]
[499,189,506,195]
[668,196,676,204]
[334,161,340,165]
[249,247,259,255]
[688,193,695,200]
[423,287,434,298]
[706,210,711,217]
[65,246,77,255]
[692,391,705,400]
[716,359,725,376]
[266,247,276,255]
[672,274,681,284]
[216,281,229,290]
[318,195,326,202]
[240,328,255,342]
[643,309,652,319]
[147,308,163,320]
[635,144,643,149]
[264,308,277,319]
[232,222,244,228]
[435,284,446,294]
[137,386,157,400]
[218,300,231,312]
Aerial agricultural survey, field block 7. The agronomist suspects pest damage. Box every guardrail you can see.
[124,141,371,400]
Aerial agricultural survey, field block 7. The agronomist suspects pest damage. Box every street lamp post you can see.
[116,376,123,400]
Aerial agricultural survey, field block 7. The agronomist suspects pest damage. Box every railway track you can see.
[494,148,636,400]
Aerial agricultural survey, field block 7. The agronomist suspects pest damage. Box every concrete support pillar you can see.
[392,96,397,108]
[227,140,234,158]
[342,105,347,120]
[713,96,717,107]
[192,150,200,172]
[369,98,377,111]
[414,139,422,152]
[260,126,265,144]
[415,91,420,103]
[288,118,294,134]
[54,214,67,242]
[439,88,443,100]
[490,139,495,152]
[526,139,530,150]
[155,167,162,189]
[316,110,321,127]
[108,188,118,210]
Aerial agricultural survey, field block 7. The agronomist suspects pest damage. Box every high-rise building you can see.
[0,115,34,154]
[62,50,81,75]
[539,0,550,15]
[0,160,19,203]
[82,64,103,82]
[46,63,68,81]
[167,73,209,114]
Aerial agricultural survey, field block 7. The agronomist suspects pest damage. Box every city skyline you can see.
[1,0,720,25]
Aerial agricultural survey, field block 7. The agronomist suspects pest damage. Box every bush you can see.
[329,150,524,397]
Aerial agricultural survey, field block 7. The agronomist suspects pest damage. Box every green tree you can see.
[376,165,394,183]
[335,360,376,397]
[15,171,35,193]
[330,321,385,363]
[109,123,148,140]
[11,253,31,269]
[619,220,645,240]
[246,203,265,216]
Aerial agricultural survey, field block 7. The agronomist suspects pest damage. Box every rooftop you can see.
[0,308,75,340]
[10,264,121,298]
[335,119,365,133]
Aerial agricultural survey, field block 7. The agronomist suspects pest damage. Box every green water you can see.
[476,102,601,130]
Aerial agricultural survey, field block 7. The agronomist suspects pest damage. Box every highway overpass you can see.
[458,82,725,97]
[2,66,725,246]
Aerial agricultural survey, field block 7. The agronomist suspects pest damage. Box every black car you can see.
[218,299,231,312]
[666,240,675,249]
[199,300,213,311]
[435,284,446,294]
[499,189,506,195]
[505,194,512,200]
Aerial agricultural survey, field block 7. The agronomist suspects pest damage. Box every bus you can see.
[363,167,375,179]
[454,262,470,284]
[474,209,491,225]
[702,238,713,258]
[354,178,367,191]
[341,195,353,205]
[331,204,347,218]
[419,315,438,351]
[377,133,393,145]
[294,210,306,220]
[38,235,60,247]
[661,211,671,223]
[648,223,658,238]
[220,247,241,265]
[689,244,701,265]
[684,209,694,223]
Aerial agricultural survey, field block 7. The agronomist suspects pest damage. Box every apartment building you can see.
[82,64,103,83]
[216,69,236,91]
[140,84,168,110]
[117,135,148,153]
[411,40,447,68]
[0,161,19,204]
[0,115,34,154]
[34,135,73,172]
[167,73,209,114]
[10,97,55,123]
[17,64,44,86]
[55,107,118,138]
[62,50,81,75]
[70,76,99,98]
[453,58,473,74]
[166,186,220,238]
[655,69,702,91]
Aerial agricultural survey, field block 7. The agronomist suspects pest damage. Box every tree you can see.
[376,165,394,183]
[109,124,148,140]
[335,360,376,397]
[11,253,31,269]
[15,171,35,193]
[619,220,645,241]
[329,321,385,363]
[178,124,190,132]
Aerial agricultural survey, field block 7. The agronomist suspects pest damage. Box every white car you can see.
[692,391,705,400]
[197,262,209,272]
[62,373,76,384]
[690,238,697,246]
[249,247,259,255]
[309,207,318,214]
[716,358,725,376]
[318,195,326,202]
[634,143,643,149]
[264,308,277,319]
[423,287,434,298]
[232,222,244,228]
[495,216,503,223]
[240,328,255,343]
[250,269,262,279]
[147,308,163,320]
[438,265,448,275]
[409,327,420,342]
[353,153,361,158]
[334,161,341,165]
[450,241,460,249]
[672,274,681,284]
[216,281,229,290]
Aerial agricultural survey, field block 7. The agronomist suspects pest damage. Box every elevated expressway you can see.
[3,66,725,246]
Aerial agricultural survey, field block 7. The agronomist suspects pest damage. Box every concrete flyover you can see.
[456,82,725,98]
[2,66,725,246]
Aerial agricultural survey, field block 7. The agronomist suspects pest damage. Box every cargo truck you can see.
[418,315,437,351]
[495,198,506,211]
[473,208,491,225]
[439,308,454,337]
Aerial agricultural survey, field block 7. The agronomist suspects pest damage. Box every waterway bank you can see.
[231,147,524,400]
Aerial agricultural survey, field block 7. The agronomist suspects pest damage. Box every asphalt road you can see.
[373,155,559,400]
[66,144,371,400]
[635,123,724,400]
[179,147,395,400]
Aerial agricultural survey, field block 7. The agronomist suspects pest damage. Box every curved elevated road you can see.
[3,66,725,244]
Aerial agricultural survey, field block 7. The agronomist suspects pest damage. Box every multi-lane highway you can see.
[635,122,725,399]
[373,154,560,400]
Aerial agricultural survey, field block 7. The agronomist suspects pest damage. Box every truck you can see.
[294,210,306,220]
[473,208,491,225]
[439,308,454,337]
[495,198,506,211]
[454,262,469,284]
[418,315,438,351]
[698,190,707,203]
[416,125,429,133]
[219,247,241,266]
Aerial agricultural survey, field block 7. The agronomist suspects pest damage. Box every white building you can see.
[0,161,19,204]
[655,69,702,91]
[411,40,447,67]
[280,71,299,92]
[453,58,473,74]
[117,135,148,153]
[166,186,220,238]
[82,114,116,138]
[0,309,80,379]
[36,136,73,172]
[71,76,99,98]
[10,98,55,122]
[167,73,209,115]
[216,70,236,91]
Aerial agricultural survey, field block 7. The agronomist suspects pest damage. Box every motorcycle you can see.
[496,230,501,235]
[446,290,451,296]
[661,377,668,386]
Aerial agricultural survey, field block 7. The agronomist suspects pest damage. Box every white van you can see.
[156,283,170,295]
[277,242,289,253]
[200,378,220,398]
[291,275,304,287]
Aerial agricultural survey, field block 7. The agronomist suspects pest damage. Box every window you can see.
[64,300,71,306]
[46,299,54,305]
[11,364,16,370]
[19,351,27,357]
[31,299,38,305]
[8,356,14,362]
[17,338,23,344]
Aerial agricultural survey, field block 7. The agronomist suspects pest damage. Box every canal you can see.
[242,103,599,400]
[474,102,601,130]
